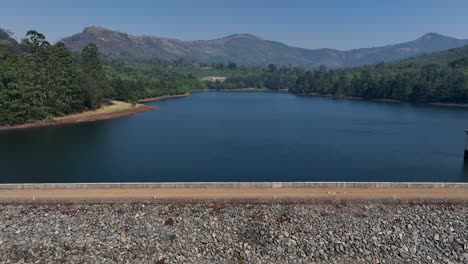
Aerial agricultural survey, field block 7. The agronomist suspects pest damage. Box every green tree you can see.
[80,43,112,109]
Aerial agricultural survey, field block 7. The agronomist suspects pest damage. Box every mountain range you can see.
[58,26,468,68]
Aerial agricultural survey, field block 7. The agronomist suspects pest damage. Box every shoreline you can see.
[192,88,288,92]
[0,102,157,132]
[301,93,468,108]
[429,102,468,108]
[137,92,191,103]
[303,93,402,103]
[0,93,193,132]
[2,90,468,132]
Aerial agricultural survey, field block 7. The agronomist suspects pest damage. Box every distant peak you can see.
[221,34,261,40]
[83,26,113,34]
[417,32,447,41]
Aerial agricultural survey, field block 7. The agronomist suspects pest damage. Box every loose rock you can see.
[0,201,466,263]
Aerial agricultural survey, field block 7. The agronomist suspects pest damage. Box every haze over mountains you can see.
[61,26,468,68]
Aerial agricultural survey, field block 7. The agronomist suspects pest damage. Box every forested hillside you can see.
[0,29,115,125]
[0,29,213,126]
[104,56,305,96]
[289,46,468,103]
[2,27,468,127]
[0,29,296,126]
[62,26,468,69]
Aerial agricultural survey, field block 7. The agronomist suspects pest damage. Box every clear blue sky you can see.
[1,0,467,50]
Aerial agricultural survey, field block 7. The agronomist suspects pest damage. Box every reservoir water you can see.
[1,91,468,183]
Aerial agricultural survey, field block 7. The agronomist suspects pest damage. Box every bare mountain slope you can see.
[61,26,468,68]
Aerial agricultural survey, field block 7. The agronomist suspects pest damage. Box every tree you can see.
[80,43,112,109]
[0,28,12,40]
[227,62,237,70]
[267,64,277,72]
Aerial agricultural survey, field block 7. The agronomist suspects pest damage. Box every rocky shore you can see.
[0,201,467,263]
[0,102,156,132]
[137,92,191,103]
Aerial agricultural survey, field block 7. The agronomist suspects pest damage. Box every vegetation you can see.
[203,63,304,90]
[55,101,144,120]
[0,29,115,125]
[103,57,304,99]
[2,31,76,124]
[104,57,202,101]
[0,29,209,126]
[1,29,299,126]
[63,27,468,69]
[289,47,468,103]
[1,28,468,126]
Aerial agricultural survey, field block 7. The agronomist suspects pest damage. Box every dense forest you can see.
[0,29,297,126]
[103,56,304,96]
[0,29,114,125]
[203,64,304,90]
[289,47,468,103]
[1,28,468,126]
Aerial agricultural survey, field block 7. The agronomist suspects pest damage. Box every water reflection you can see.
[1,92,468,183]
[461,160,468,180]
[0,121,113,183]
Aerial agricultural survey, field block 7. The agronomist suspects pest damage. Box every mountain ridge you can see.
[61,26,468,68]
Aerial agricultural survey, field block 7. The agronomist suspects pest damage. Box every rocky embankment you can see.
[0,201,467,263]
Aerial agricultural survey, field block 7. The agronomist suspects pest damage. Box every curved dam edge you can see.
[1,182,468,189]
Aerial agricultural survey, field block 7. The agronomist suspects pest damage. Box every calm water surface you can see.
[1,91,468,183]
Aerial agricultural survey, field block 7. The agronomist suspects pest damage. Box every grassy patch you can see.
[55,101,144,120]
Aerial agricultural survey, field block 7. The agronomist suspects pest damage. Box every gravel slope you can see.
[0,201,467,263]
